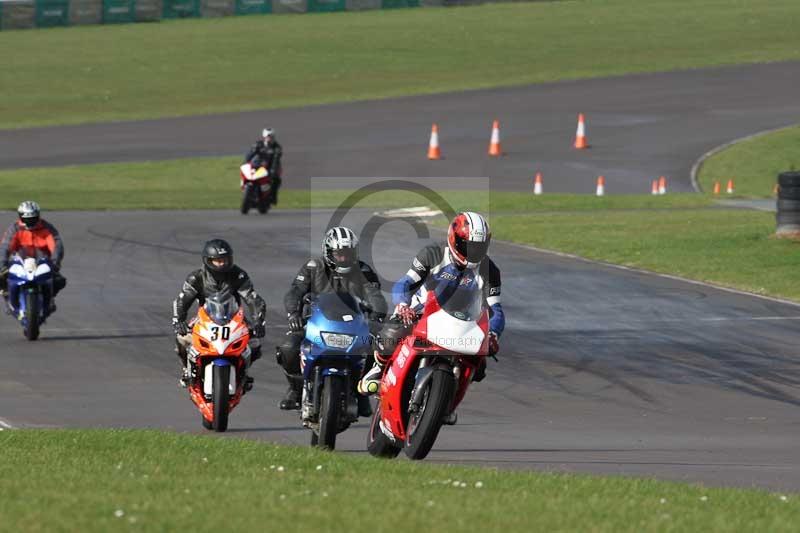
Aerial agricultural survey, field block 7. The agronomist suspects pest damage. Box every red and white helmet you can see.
[447,212,491,268]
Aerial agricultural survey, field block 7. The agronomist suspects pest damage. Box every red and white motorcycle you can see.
[367,276,491,460]
[239,163,273,215]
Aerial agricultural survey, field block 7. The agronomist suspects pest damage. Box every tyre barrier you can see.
[776,171,800,238]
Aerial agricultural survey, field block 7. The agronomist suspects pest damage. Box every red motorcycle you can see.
[367,277,490,460]
[239,163,273,214]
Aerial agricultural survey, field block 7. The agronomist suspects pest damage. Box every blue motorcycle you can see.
[299,292,372,450]
[5,253,54,341]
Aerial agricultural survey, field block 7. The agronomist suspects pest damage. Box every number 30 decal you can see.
[210,326,231,341]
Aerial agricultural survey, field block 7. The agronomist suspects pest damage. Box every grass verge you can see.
[0,156,714,211]
[0,429,798,532]
[2,0,800,128]
[490,209,800,301]
[696,125,800,198]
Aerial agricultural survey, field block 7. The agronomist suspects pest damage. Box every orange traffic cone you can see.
[713,181,721,195]
[574,113,588,149]
[658,176,667,195]
[596,175,605,196]
[651,180,658,195]
[488,120,502,156]
[726,179,734,194]
[534,172,543,195]
[427,124,441,160]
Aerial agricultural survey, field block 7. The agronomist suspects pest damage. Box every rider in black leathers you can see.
[276,227,387,415]
[244,128,283,205]
[172,239,267,388]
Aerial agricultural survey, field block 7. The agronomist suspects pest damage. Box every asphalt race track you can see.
[2,64,800,492]
[2,61,800,193]
[1,209,800,492]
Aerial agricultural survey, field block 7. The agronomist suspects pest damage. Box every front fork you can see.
[302,366,358,425]
[408,357,461,416]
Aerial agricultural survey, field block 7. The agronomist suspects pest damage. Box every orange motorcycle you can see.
[186,291,252,432]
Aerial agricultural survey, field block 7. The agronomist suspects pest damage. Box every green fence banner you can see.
[70,0,102,24]
[381,0,417,7]
[272,0,304,13]
[235,0,269,14]
[201,0,233,16]
[162,0,199,18]
[135,0,161,21]
[307,0,343,12]
[102,0,133,22]
[1,1,35,29]
[35,0,69,26]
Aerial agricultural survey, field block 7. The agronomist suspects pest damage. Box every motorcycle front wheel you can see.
[212,364,231,432]
[317,375,344,450]
[23,290,39,341]
[404,368,455,460]
[240,184,253,215]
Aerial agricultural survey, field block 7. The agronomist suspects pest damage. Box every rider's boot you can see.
[279,374,302,410]
[357,394,373,418]
[358,357,384,396]
[179,365,191,388]
[442,411,458,426]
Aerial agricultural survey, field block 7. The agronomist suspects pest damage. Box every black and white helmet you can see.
[17,200,41,229]
[262,128,275,141]
[323,227,358,274]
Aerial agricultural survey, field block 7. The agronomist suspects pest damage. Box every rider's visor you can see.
[452,234,490,264]
[332,248,357,267]
[210,257,232,270]
[20,215,39,229]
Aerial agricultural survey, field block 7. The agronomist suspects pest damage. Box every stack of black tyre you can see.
[777,171,800,237]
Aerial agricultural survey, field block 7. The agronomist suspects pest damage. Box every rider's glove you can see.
[288,312,303,332]
[393,303,416,327]
[173,318,189,336]
[252,322,266,338]
[488,331,499,357]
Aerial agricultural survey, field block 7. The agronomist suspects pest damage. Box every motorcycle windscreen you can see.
[422,277,486,355]
[424,275,483,322]
[204,291,240,326]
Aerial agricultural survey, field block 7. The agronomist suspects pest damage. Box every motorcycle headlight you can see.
[321,332,355,349]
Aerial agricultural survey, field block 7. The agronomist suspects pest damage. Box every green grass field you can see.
[2,0,800,128]
[0,156,714,211]
[697,126,800,198]
[1,429,798,533]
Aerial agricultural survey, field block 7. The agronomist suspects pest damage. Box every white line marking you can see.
[0,419,15,431]
[689,124,798,193]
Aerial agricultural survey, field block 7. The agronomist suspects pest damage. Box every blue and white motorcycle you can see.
[299,292,373,450]
[5,253,54,341]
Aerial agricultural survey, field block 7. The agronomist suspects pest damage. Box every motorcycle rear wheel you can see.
[24,291,39,341]
[317,375,343,450]
[212,364,230,432]
[366,405,401,458]
[404,368,455,460]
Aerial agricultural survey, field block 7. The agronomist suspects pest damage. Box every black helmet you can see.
[322,227,358,274]
[202,239,234,274]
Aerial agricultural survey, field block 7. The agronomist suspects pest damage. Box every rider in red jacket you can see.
[0,201,67,308]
